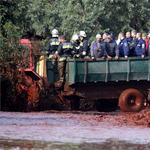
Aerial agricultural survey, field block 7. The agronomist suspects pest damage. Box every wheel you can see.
[17,76,40,111]
[95,99,118,112]
[27,80,40,111]
[119,89,144,112]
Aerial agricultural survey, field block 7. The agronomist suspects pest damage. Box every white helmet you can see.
[72,34,79,41]
[79,31,86,37]
[96,34,101,39]
[51,29,58,37]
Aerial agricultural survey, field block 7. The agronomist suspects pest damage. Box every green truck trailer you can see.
[46,57,150,112]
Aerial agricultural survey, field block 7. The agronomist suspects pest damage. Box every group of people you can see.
[46,29,150,87]
[46,29,150,62]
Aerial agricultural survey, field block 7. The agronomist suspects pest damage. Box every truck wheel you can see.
[119,89,144,112]
[17,76,40,111]
[95,99,118,112]
[27,81,40,111]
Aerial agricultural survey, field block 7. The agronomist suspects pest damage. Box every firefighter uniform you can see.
[55,41,73,88]
[79,38,90,59]
[46,37,60,58]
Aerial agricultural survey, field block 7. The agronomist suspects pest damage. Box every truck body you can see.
[46,57,150,112]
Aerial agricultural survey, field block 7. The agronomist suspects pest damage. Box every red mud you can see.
[0,109,150,144]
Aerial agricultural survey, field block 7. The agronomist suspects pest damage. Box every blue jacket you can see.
[118,38,129,57]
[134,38,146,56]
[126,37,133,44]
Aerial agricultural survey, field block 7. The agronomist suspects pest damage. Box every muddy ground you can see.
[0,110,150,149]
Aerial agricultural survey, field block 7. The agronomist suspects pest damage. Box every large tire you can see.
[17,76,40,111]
[119,89,144,112]
[95,99,118,112]
[27,80,40,111]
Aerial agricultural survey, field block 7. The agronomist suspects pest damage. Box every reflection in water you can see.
[0,139,150,150]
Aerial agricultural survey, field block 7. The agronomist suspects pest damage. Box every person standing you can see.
[55,36,73,88]
[115,32,129,60]
[134,33,146,58]
[46,29,60,58]
[147,31,150,56]
[129,30,137,56]
[91,34,106,59]
[142,33,149,55]
[126,32,132,46]
[106,35,117,59]
[71,34,80,58]
[79,31,90,59]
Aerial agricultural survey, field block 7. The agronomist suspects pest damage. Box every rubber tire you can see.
[95,99,118,112]
[26,77,40,111]
[119,89,144,112]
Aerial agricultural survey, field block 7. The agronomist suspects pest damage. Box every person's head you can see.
[58,35,66,43]
[136,33,142,39]
[106,35,113,43]
[126,32,131,39]
[142,33,148,41]
[79,31,86,41]
[51,29,58,37]
[102,33,108,40]
[131,30,137,38]
[118,32,124,40]
[72,34,79,44]
[147,31,150,39]
[96,34,101,42]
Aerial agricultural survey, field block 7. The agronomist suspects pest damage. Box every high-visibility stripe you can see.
[50,43,59,46]
[75,46,80,49]
[63,46,73,49]
[49,55,53,58]
[59,57,66,61]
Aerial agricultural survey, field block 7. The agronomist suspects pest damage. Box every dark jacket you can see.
[57,41,73,57]
[134,38,146,56]
[106,40,117,57]
[79,38,90,54]
[118,38,129,57]
[46,37,60,55]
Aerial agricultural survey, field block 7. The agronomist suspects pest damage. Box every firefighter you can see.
[134,33,146,58]
[54,35,73,88]
[115,32,129,60]
[46,29,60,70]
[71,34,80,58]
[79,31,90,59]
[46,29,60,57]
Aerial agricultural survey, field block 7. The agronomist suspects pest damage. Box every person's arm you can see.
[46,40,51,56]
[141,41,146,58]
[56,43,63,55]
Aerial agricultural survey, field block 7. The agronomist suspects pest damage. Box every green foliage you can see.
[1,0,150,43]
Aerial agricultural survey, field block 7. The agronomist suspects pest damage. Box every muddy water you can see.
[0,111,150,149]
[1,139,150,150]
